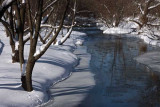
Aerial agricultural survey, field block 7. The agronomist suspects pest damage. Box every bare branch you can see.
[138,4,144,14]
[42,0,58,13]
[0,0,16,18]
[38,33,45,44]
[148,3,160,10]
[129,19,142,28]
[43,28,54,42]
[56,0,77,45]
[104,4,111,14]
[34,0,70,60]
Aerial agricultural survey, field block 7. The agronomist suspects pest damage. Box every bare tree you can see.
[56,0,77,45]
[0,0,26,64]
[131,0,160,29]
[0,0,74,92]
[21,0,70,91]
[81,0,133,27]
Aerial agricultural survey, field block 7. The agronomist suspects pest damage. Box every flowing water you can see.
[43,28,160,107]
[79,33,160,107]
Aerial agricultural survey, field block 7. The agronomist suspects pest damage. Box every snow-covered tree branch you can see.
[131,0,160,29]
[0,0,15,18]
[56,0,77,45]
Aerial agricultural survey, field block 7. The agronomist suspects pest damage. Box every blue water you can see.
[78,34,160,107]
[42,27,160,107]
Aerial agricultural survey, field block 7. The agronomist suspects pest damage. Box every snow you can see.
[40,44,46,51]
[103,27,133,34]
[75,39,83,46]
[22,0,25,3]
[15,41,19,50]
[34,49,40,57]
[1,0,13,7]
[148,3,160,10]
[13,10,15,15]
[137,26,160,46]
[55,40,61,46]
[0,24,83,107]
[135,52,160,72]
[43,44,95,107]
[21,62,26,76]
[34,44,47,57]
[102,20,160,47]
[55,27,73,45]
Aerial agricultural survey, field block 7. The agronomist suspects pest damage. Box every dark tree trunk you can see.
[114,20,120,27]
[21,59,35,91]
[139,0,152,28]
[21,0,44,92]
[12,50,19,63]
[9,35,20,63]
[61,28,64,37]
[15,1,25,64]
[21,0,70,92]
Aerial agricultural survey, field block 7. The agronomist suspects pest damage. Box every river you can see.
[43,28,160,107]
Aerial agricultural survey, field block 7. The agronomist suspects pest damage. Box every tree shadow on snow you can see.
[50,86,94,97]
[0,39,5,55]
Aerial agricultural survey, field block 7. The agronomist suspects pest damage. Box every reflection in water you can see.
[139,71,160,107]
[139,43,147,55]
[80,35,160,107]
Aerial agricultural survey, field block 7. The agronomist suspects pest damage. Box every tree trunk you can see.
[139,14,148,26]
[9,35,20,63]
[21,59,35,91]
[114,20,120,27]
[12,50,19,63]
[15,1,25,64]
[139,0,152,27]
[1,18,20,63]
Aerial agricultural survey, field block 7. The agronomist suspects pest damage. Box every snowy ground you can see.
[103,27,133,34]
[135,52,160,72]
[102,21,160,47]
[41,45,95,107]
[0,24,87,107]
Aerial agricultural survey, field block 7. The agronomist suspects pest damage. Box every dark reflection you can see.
[79,35,160,107]
[139,43,148,55]
[139,71,160,107]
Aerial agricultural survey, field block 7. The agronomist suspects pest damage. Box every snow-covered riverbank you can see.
[42,44,95,107]
[0,25,87,107]
[102,21,160,47]
[135,52,160,72]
